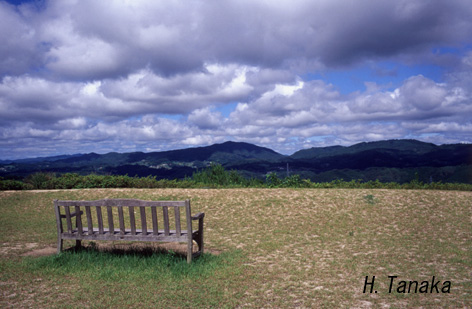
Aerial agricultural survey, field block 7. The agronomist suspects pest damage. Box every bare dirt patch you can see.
[21,247,56,257]
[1,243,38,255]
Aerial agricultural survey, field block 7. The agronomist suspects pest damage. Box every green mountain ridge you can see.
[1,139,471,184]
[290,139,438,159]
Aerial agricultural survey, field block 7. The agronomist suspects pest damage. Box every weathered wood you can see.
[85,206,93,235]
[194,212,205,254]
[56,199,187,208]
[64,206,73,233]
[118,206,125,236]
[185,199,193,263]
[54,199,204,263]
[129,206,136,235]
[60,210,82,219]
[107,206,114,235]
[163,206,170,236]
[139,206,147,235]
[191,213,204,255]
[96,206,104,234]
[74,227,192,235]
[62,229,191,242]
[174,207,181,237]
[54,200,63,254]
[151,207,158,236]
[75,206,83,236]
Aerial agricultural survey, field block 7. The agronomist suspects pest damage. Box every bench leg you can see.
[198,216,204,254]
[57,238,63,254]
[76,239,82,249]
[187,238,193,263]
[194,231,204,255]
[199,230,204,255]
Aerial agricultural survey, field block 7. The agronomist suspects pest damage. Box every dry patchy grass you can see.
[1,188,471,307]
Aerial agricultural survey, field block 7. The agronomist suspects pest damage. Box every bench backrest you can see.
[54,199,192,237]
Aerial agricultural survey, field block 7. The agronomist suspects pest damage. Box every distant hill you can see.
[290,139,437,159]
[225,140,472,183]
[0,153,84,165]
[124,141,284,165]
[1,139,471,183]
[50,141,284,166]
[0,141,286,179]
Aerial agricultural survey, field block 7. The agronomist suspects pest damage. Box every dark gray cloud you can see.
[311,0,472,66]
[4,0,472,78]
[0,2,41,77]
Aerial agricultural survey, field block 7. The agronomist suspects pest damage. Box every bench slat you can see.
[151,207,158,236]
[96,206,104,234]
[140,207,147,235]
[163,206,170,236]
[75,206,83,236]
[107,206,114,235]
[118,206,125,235]
[64,206,73,233]
[129,206,136,235]
[174,207,181,237]
[85,206,93,235]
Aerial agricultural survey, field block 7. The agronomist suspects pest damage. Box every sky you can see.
[1,0,472,160]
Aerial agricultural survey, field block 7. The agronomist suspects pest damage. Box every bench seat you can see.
[61,228,197,242]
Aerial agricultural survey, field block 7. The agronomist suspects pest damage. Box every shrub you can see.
[265,172,281,188]
[55,173,82,189]
[77,174,104,188]
[192,164,247,187]
[24,172,56,189]
[282,174,302,188]
[0,179,29,190]
[2,167,471,191]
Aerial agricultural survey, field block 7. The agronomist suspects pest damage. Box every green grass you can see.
[17,248,242,307]
[1,188,471,307]
[23,247,234,279]
[363,194,377,204]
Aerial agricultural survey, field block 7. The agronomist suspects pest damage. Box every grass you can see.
[1,188,471,307]
[18,247,242,307]
[363,194,376,205]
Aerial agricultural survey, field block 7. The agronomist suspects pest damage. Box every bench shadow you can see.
[64,241,196,260]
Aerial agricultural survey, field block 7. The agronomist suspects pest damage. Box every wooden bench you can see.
[54,199,204,263]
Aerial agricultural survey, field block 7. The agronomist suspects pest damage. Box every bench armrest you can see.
[60,210,83,219]
[191,212,205,220]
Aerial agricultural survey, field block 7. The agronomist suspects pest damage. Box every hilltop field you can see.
[1,188,471,307]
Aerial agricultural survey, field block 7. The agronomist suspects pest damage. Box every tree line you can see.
[1,164,471,191]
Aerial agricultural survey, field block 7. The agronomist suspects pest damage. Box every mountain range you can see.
[1,140,471,184]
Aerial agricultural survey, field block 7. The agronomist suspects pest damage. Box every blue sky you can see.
[0,0,471,159]
[306,61,445,94]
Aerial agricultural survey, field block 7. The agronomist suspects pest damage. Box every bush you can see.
[192,164,248,187]
[265,172,281,188]
[282,174,303,188]
[55,173,82,189]
[24,172,57,189]
[0,179,29,190]
[2,167,471,191]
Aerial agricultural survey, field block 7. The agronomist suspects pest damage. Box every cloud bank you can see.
[1,0,471,159]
